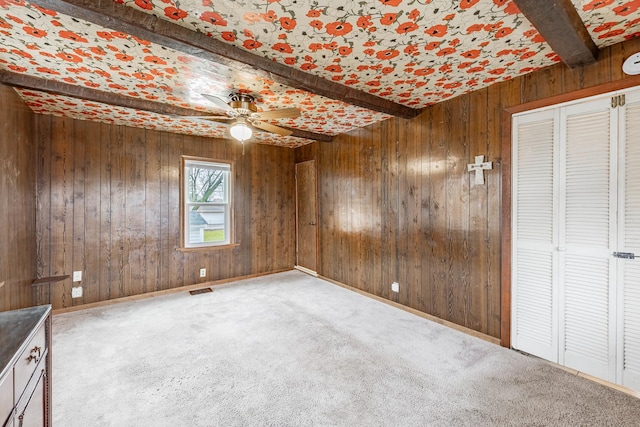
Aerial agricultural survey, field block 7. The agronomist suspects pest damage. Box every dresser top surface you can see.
[0,305,51,378]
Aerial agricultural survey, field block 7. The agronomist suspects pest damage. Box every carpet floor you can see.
[52,270,640,426]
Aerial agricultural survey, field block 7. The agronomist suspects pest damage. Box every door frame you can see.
[501,76,640,348]
[295,159,319,274]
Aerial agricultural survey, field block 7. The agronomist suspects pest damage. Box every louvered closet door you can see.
[619,89,640,390]
[511,110,559,361]
[559,98,617,381]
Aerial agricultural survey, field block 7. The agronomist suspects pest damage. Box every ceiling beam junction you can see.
[513,0,598,68]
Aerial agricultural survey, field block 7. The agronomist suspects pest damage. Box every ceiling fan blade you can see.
[201,93,233,111]
[205,117,236,124]
[251,121,293,137]
[252,107,301,120]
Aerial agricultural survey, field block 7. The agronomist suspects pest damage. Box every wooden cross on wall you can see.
[467,155,492,185]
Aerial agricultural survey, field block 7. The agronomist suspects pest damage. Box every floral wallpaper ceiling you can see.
[0,0,640,147]
[125,0,640,106]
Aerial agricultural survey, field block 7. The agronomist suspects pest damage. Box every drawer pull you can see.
[27,346,41,364]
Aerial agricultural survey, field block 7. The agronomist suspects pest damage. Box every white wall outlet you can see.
[71,286,83,298]
[391,282,399,293]
[73,271,82,282]
[199,268,206,278]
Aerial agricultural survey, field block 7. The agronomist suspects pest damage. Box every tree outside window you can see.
[183,158,232,247]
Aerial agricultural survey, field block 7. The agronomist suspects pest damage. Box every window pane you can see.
[187,205,227,245]
[183,158,232,248]
[185,165,227,203]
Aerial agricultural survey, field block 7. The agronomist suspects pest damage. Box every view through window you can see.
[183,158,232,247]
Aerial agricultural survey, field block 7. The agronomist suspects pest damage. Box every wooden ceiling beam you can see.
[0,70,199,115]
[0,70,333,142]
[28,0,418,119]
[513,0,598,68]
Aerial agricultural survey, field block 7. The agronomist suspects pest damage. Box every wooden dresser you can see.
[0,305,52,427]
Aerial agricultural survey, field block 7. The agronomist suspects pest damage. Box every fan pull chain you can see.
[242,141,245,156]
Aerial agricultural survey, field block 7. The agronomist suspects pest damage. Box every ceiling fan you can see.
[184,92,301,142]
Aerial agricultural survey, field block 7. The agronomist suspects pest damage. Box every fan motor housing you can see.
[229,93,258,115]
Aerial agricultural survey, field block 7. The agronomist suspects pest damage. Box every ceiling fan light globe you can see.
[230,121,252,141]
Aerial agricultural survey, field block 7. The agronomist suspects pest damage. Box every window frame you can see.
[181,156,235,250]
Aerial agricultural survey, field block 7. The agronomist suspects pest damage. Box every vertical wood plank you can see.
[319,138,334,280]
[83,119,101,304]
[410,116,424,311]
[71,120,86,306]
[497,78,521,340]
[237,140,252,277]
[418,109,432,315]
[396,118,409,305]
[168,134,184,288]
[389,119,400,300]
[99,122,112,302]
[468,87,489,334]
[49,117,74,309]
[581,45,612,88]
[35,115,52,306]
[370,127,383,296]
[158,130,170,290]
[110,124,126,299]
[126,127,147,296]
[536,66,562,100]
[332,135,345,285]
[429,104,447,321]
[145,129,162,292]
[447,96,471,326]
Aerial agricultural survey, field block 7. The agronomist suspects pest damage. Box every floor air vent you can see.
[189,287,213,295]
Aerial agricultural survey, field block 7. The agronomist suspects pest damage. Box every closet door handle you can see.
[613,252,635,259]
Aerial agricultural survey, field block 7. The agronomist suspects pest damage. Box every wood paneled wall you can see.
[298,37,640,340]
[0,84,37,312]
[35,115,295,309]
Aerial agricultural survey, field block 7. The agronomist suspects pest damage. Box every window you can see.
[183,158,232,248]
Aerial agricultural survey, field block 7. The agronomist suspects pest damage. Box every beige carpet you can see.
[52,270,640,426]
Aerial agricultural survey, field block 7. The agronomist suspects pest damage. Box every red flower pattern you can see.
[23,26,46,37]
[461,0,480,9]
[134,0,152,10]
[425,24,448,37]
[326,21,353,37]
[59,30,87,42]
[1,0,639,141]
[56,52,83,62]
[200,11,227,26]
[272,42,293,54]
[164,7,187,20]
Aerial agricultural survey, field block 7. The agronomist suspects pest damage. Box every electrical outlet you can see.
[71,287,83,298]
[73,271,82,282]
[391,282,399,293]
[199,268,206,278]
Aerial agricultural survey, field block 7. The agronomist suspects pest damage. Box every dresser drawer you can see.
[15,361,46,427]
[0,369,13,427]
[13,323,46,405]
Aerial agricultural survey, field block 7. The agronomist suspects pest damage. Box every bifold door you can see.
[512,87,640,391]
